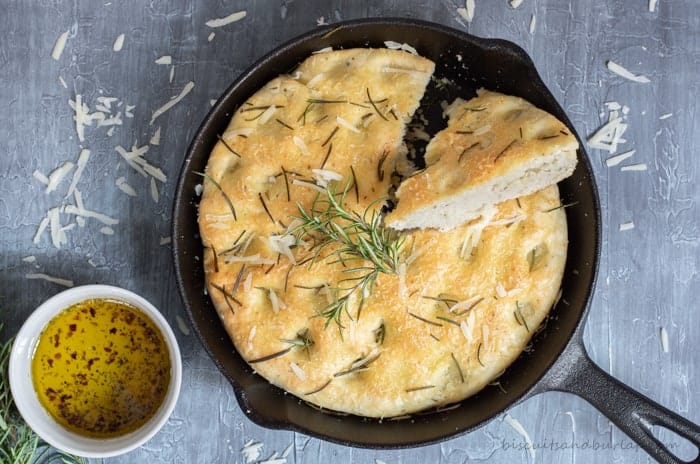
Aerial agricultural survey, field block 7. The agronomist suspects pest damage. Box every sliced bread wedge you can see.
[385,88,579,231]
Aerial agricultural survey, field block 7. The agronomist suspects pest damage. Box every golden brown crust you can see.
[198,50,569,418]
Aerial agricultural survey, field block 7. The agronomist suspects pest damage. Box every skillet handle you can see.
[543,340,700,464]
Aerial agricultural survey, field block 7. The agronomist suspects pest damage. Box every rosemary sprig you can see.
[292,185,404,329]
[0,327,86,464]
[248,329,313,364]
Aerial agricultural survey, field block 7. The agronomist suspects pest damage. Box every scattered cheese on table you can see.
[606,149,635,167]
[606,60,651,83]
[51,31,69,60]
[620,163,647,171]
[25,273,74,288]
[205,10,247,28]
[504,413,535,461]
[113,33,125,52]
[619,221,635,231]
[660,327,669,352]
[150,81,195,125]
[457,0,475,22]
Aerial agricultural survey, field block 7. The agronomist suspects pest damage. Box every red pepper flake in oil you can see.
[31,298,171,438]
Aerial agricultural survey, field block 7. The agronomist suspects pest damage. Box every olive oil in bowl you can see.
[31,298,171,438]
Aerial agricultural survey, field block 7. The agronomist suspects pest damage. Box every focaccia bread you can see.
[198,49,570,418]
[385,89,578,231]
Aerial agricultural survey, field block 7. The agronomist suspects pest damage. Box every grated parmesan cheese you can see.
[620,163,647,172]
[457,0,475,23]
[222,127,253,139]
[150,127,162,146]
[208,32,215,42]
[619,221,635,231]
[258,104,277,124]
[150,177,160,203]
[316,16,328,26]
[115,177,137,196]
[65,149,90,198]
[155,55,172,65]
[64,199,119,226]
[510,0,524,8]
[259,453,286,464]
[290,362,306,381]
[292,179,325,193]
[99,226,114,235]
[460,320,471,343]
[587,117,628,153]
[482,324,490,350]
[69,94,103,142]
[224,254,275,265]
[51,31,69,60]
[269,289,286,313]
[33,217,50,244]
[336,116,360,133]
[33,170,49,186]
[449,295,482,313]
[244,272,253,291]
[205,10,247,28]
[473,124,492,136]
[293,135,309,155]
[241,440,263,464]
[58,76,68,89]
[649,0,658,12]
[22,256,37,263]
[247,326,256,350]
[660,327,669,352]
[112,33,125,52]
[605,149,635,167]
[25,273,74,288]
[383,41,418,55]
[150,81,195,125]
[311,168,342,188]
[504,414,535,461]
[267,234,297,264]
[495,283,507,298]
[45,162,74,194]
[659,112,672,120]
[159,236,171,245]
[306,73,324,89]
[48,207,67,248]
[312,47,333,54]
[606,60,651,84]
[529,14,536,33]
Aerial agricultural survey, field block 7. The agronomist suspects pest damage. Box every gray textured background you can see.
[1,0,698,463]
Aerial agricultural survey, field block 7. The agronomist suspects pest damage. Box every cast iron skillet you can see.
[172,18,700,463]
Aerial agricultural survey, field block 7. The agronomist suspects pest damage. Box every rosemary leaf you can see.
[258,193,275,223]
[451,352,465,383]
[193,171,237,221]
[366,88,388,121]
[216,134,242,158]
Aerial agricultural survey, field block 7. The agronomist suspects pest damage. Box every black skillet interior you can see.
[172,18,600,448]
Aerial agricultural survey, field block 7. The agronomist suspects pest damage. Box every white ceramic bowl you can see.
[9,284,182,458]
